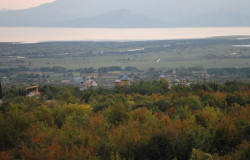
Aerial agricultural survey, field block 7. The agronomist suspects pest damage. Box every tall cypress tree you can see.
[0,82,2,99]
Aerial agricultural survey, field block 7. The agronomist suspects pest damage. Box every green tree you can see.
[146,134,175,160]
[55,103,92,128]
[0,108,35,150]
[189,148,212,160]
[105,102,129,126]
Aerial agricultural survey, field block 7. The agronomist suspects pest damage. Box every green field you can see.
[0,36,250,71]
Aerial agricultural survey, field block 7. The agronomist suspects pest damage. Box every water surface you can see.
[1,27,250,43]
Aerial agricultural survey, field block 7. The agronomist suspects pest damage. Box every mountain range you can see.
[0,0,250,28]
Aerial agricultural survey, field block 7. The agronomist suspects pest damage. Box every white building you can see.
[80,79,98,91]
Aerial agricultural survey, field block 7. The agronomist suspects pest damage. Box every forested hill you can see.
[0,81,249,159]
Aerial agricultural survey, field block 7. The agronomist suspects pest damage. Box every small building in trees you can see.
[172,79,180,85]
[121,75,130,86]
[1,77,8,84]
[159,75,166,80]
[180,79,187,86]
[114,79,122,86]
[25,85,40,98]
[80,79,98,91]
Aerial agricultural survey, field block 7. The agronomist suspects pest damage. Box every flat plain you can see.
[0,36,250,70]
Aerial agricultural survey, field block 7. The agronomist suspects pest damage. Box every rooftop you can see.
[121,75,129,81]
[114,79,121,83]
[159,75,165,78]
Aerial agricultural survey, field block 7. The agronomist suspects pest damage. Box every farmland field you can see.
[0,36,250,71]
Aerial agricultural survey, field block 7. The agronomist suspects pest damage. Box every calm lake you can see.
[1,27,250,43]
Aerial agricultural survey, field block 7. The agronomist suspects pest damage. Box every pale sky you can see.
[0,0,56,10]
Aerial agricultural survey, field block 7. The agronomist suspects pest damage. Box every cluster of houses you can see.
[80,78,98,91]
[79,74,188,91]
[159,75,188,87]
[79,75,131,90]
[113,75,130,86]
[0,74,189,100]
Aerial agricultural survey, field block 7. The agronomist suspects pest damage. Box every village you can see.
[25,73,191,98]
[0,66,222,98]
[79,74,189,91]
[0,69,193,98]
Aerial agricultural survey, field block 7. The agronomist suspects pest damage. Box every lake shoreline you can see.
[1,27,250,43]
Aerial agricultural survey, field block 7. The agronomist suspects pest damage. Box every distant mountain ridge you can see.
[0,0,250,27]
[54,9,168,28]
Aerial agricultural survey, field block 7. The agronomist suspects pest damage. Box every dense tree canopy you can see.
[0,81,249,160]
